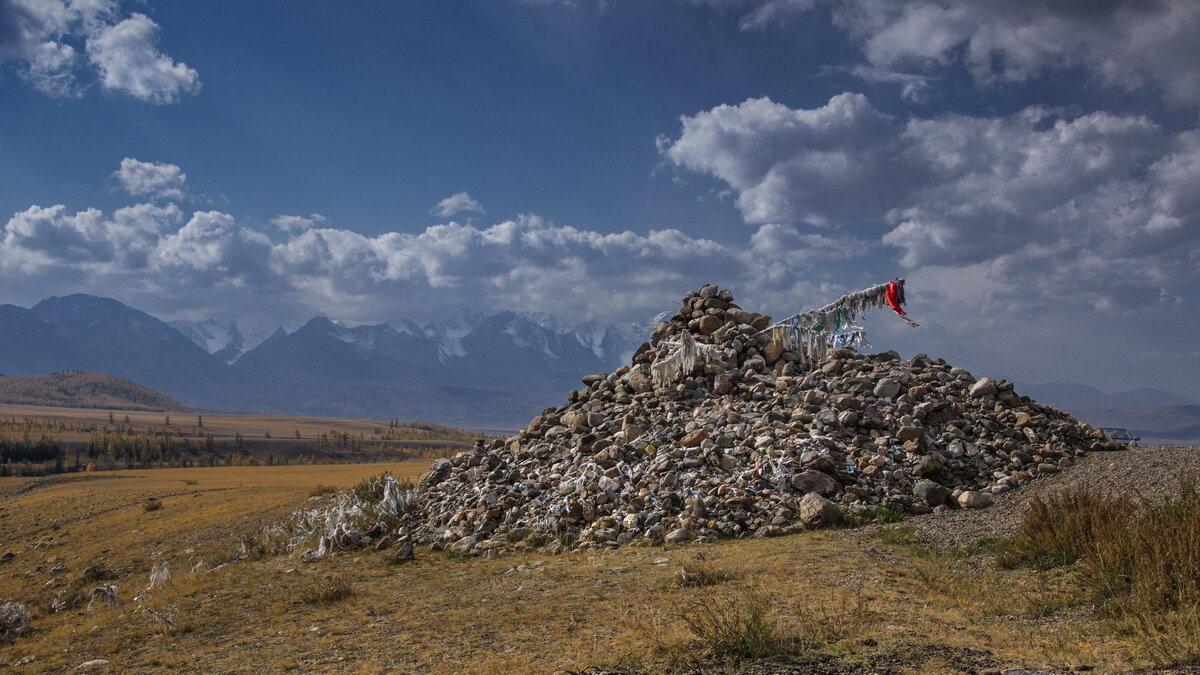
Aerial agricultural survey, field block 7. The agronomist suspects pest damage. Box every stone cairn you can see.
[288,285,1120,559]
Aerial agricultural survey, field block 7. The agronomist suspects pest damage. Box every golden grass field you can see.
[0,404,482,466]
[0,460,1174,674]
[0,404,412,440]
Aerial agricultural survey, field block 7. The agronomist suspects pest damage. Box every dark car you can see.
[1099,427,1140,447]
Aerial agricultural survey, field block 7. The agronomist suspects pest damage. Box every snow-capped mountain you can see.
[170,318,246,363]
[0,293,651,426]
[234,311,648,383]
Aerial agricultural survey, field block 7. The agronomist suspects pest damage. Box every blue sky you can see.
[2,0,1199,400]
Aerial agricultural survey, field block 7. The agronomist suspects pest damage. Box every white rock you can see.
[956,491,994,509]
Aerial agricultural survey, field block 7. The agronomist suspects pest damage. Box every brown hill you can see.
[0,371,192,412]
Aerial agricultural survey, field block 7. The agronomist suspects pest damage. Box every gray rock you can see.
[326,284,1103,557]
[790,470,840,497]
[969,377,998,398]
[873,378,901,399]
[665,528,692,545]
[797,493,841,527]
[449,535,479,556]
[391,541,415,562]
[913,479,949,507]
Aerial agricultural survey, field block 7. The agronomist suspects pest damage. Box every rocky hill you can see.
[0,371,192,412]
[341,285,1116,557]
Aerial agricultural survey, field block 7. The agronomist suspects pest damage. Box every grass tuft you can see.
[1000,480,1200,666]
[309,484,339,498]
[682,587,789,661]
[675,552,733,588]
[998,486,1132,570]
[300,573,354,604]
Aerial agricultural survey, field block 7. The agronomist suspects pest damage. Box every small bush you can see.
[998,486,1132,570]
[300,574,354,604]
[1085,482,1200,614]
[871,503,905,524]
[1001,480,1200,666]
[0,600,32,643]
[683,587,788,660]
[143,498,163,512]
[676,552,733,588]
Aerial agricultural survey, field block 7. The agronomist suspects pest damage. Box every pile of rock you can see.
[407,286,1118,555]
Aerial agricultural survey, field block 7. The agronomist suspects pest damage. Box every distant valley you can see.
[0,295,646,428]
[1016,382,1200,444]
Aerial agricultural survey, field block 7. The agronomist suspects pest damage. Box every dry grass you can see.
[0,403,483,469]
[998,486,1134,570]
[999,480,1200,667]
[0,462,1181,674]
[308,484,338,497]
[300,574,355,605]
[675,551,733,588]
[682,586,789,661]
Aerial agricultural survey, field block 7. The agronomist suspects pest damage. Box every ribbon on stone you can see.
[885,280,920,328]
[651,331,726,386]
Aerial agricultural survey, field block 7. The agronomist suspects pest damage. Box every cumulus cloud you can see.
[431,192,485,218]
[661,93,917,226]
[113,157,188,200]
[661,93,1200,315]
[0,0,198,103]
[269,214,329,235]
[1,201,181,270]
[85,12,199,103]
[0,175,874,326]
[722,0,1200,106]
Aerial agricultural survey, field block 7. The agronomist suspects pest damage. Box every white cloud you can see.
[661,93,913,226]
[113,157,188,200]
[431,192,485,218]
[0,184,874,327]
[0,0,198,103]
[269,214,328,235]
[833,64,933,103]
[721,0,1200,106]
[1,201,181,269]
[661,93,1200,315]
[85,12,199,103]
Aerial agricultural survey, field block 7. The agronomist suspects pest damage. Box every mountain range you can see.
[0,294,646,428]
[2,293,1196,439]
[1016,382,1198,411]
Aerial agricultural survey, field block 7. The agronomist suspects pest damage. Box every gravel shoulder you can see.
[905,444,1200,547]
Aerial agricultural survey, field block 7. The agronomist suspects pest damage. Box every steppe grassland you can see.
[0,403,460,442]
[0,462,432,610]
[0,461,1156,674]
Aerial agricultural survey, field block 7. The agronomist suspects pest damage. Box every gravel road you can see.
[906,444,1200,547]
